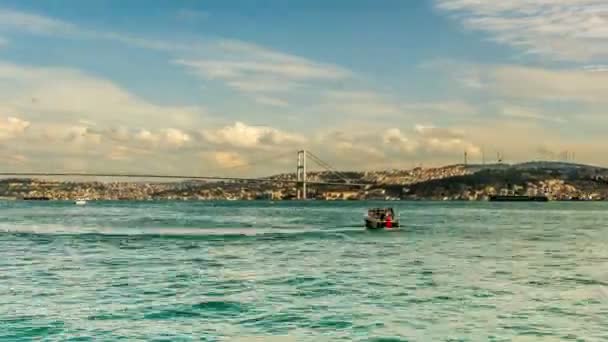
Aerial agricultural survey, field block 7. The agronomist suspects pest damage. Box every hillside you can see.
[2,161,608,200]
[402,162,608,200]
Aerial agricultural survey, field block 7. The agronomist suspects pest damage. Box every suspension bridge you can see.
[0,150,372,200]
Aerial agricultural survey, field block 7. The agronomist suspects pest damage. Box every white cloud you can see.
[435,0,608,62]
[415,124,464,140]
[106,146,131,161]
[175,40,352,107]
[203,121,305,149]
[383,128,419,153]
[0,61,206,129]
[426,137,480,156]
[24,123,102,147]
[413,124,480,156]
[0,116,29,140]
[162,128,191,147]
[119,127,192,147]
[134,129,158,143]
[64,125,102,145]
[0,8,361,114]
[314,122,481,170]
[427,60,608,106]
[583,65,608,72]
[501,106,566,123]
[253,96,289,108]
[0,8,195,53]
[489,65,608,104]
[178,59,346,81]
[402,101,477,116]
[105,145,151,161]
[210,151,247,169]
[0,60,210,171]
[176,44,350,82]
[5,7,594,171]
[6,154,27,165]
[0,8,77,35]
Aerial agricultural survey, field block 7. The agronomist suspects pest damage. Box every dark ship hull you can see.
[489,195,548,202]
[22,196,50,201]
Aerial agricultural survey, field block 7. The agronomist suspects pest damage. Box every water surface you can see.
[1,201,607,341]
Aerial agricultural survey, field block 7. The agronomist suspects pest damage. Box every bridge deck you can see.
[0,172,369,187]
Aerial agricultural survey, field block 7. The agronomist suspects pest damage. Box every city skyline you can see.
[1,0,607,176]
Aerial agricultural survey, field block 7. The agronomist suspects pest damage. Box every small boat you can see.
[74,199,87,205]
[365,207,400,229]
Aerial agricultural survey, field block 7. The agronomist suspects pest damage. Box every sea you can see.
[1,200,607,341]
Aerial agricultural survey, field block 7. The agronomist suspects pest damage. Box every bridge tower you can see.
[296,150,307,199]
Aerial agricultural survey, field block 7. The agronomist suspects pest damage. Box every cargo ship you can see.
[22,196,50,200]
[489,195,548,202]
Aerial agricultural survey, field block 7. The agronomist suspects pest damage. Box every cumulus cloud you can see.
[3,6,598,172]
[0,116,30,140]
[203,121,305,149]
[0,58,209,171]
[211,151,247,169]
[64,126,103,145]
[313,123,481,170]
[134,129,158,143]
[382,128,419,153]
[413,124,480,156]
[112,127,192,148]
[162,128,191,147]
[435,0,608,62]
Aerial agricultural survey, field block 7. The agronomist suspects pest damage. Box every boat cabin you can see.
[367,208,395,220]
[365,207,399,229]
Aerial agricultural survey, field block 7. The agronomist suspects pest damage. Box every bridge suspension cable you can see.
[305,151,353,184]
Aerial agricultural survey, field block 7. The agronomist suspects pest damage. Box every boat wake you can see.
[0,224,389,240]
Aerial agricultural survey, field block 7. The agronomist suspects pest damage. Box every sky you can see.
[1,0,608,176]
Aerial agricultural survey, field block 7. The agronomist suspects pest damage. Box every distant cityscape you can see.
[2,161,608,201]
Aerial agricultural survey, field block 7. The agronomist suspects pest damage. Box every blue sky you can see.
[0,0,607,175]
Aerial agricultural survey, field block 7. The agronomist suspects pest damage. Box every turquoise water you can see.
[1,200,607,341]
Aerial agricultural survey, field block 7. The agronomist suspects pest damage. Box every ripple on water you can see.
[143,300,251,320]
[239,311,312,333]
[309,315,354,330]
[0,320,65,339]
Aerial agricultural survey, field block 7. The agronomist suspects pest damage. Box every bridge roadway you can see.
[0,172,370,187]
